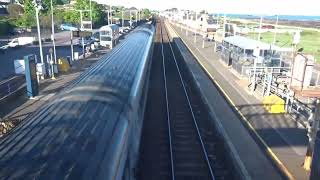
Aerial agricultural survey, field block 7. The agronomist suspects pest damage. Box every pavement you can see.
[168,22,309,180]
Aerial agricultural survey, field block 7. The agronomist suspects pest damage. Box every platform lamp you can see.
[50,0,57,73]
[33,0,46,79]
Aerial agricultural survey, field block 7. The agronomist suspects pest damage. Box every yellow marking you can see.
[166,21,296,180]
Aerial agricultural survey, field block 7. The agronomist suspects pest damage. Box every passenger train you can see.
[0,22,155,180]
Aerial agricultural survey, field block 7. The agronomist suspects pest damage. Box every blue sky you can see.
[95,0,320,16]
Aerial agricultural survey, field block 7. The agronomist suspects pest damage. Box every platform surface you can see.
[168,22,309,180]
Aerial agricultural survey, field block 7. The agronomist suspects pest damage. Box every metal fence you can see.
[0,75,25,100]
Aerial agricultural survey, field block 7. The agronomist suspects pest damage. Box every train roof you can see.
[0,25,155,179]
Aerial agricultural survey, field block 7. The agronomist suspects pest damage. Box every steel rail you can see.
[160,20,216,180]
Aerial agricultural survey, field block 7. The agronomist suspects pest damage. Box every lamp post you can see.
[33,0,45,79]
[122,10,124,27]
[50,0,57,68]
[109,5,112,24]
[89,0,92,29]
[272,15,279,46]
[194,11,197,43]
[258,16,263,41]
[129,10,132,27]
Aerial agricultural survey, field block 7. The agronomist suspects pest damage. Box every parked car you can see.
[8,37,35,48]
[78,36,95,47]
[60,24,79,31]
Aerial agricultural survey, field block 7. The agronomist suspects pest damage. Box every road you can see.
[0,31,83,80]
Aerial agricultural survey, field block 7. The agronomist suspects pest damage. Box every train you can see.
[0,23,155,180]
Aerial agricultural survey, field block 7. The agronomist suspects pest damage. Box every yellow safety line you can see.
[166,21,295,180]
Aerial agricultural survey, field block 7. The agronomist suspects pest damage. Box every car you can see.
[77,36,95,47]
[60,24,79,31]
[8,37,35,48]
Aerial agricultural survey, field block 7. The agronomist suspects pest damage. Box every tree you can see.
[22,0,36,27]
[7,4,24,19]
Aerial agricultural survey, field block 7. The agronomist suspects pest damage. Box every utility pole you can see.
[223,13,226,38]
[129,10,132,27]
[34,0,45,79]
[186,12,189,36]
[272,15,279,46]
[135,10,138,26]
[194,11,197,43]
[109,5,112,24]
[122,10,124,27]
[89,0,92,29]
[50,0,57,66]
[258,16,263,41]
[70,31,74,61]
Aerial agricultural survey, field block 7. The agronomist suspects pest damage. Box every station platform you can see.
[0,49,109,136]
[165,21,309,180]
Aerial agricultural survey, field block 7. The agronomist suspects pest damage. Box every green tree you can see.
[22,0,36,27]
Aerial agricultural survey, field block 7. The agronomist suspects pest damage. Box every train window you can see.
[100,31,111,36]
[101,36,112,41]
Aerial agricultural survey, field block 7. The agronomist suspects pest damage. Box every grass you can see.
[247,30,320,62]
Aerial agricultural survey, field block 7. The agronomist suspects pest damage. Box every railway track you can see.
[138,20,235,180]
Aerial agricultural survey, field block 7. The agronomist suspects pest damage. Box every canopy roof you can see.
[224,36,278,50]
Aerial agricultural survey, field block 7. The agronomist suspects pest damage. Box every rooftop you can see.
[224,35,279,50]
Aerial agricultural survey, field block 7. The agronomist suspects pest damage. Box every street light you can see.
[272,15,279,46]
[33,0,45,79]
[50,0,57,68]
[122,10,124,27]
[257,16,263,41]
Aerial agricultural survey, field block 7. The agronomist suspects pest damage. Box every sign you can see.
[72,30,92,38]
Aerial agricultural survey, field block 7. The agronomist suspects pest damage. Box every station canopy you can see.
[224,36,279,50]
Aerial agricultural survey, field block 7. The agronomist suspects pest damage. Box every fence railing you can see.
[0,75,25,100]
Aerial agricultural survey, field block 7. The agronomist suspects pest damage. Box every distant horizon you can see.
[94,0,320,16]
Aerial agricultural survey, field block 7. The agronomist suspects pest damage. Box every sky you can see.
[94,0,320,16]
